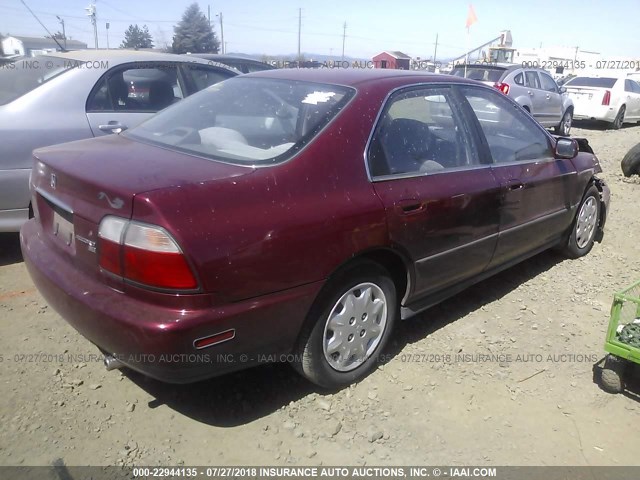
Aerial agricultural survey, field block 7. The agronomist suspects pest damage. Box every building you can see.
[1,35,88,57]
[372,51,411,70]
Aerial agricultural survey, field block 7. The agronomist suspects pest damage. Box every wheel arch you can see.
[292,247,412,351]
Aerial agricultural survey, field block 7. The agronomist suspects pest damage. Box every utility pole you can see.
[219,12,224,54]
[105,22,110,49]
[208,5,211,26]
[85,2,98,49]
[297,8,302,64]
[433,33,438,66]
[341,21,346,62]
[56,15,66,49]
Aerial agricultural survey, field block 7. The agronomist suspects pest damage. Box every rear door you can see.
[538,71,564,125]
[458,85,578,268]
[367,86,501,302]
[524,70,546,122]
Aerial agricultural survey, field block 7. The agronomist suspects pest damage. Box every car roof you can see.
[193,54,266,64]
[244,68,480,88]
[42,49,229,67]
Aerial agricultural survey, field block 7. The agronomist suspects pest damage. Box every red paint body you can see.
[21,70,609,383]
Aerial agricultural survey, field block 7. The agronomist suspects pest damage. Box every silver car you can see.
[451,64,574,136]
[0,50,238,232]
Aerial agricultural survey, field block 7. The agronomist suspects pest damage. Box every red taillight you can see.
[494,82,510,95]
[602,90,611,106]
[98,216,198,290]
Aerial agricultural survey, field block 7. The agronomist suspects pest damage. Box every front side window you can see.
[539,72,558,92]
[0,56,72,105]
[87,65,183,112]
[126,77,353,165]
[181,65,233,93]
[460,87,553,164]
[368,87,475,177]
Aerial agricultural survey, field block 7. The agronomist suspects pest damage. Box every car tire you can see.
[612,106,625,130]
[554,109,573,136]
[560,184,601,259]
[291,261,397,389]
[621,142,640,177]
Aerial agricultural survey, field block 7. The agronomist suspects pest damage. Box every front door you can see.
[85,63,184,137]
[458,85,578,268]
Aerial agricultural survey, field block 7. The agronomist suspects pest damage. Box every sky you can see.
[1,0,639,60]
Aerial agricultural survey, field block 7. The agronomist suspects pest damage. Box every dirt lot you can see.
[1,124,639,467]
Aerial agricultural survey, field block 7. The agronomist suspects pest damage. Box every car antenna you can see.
[20,0,68,52]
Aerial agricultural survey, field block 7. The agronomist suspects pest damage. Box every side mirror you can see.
[559,86,567,94]
[555,137,578,159]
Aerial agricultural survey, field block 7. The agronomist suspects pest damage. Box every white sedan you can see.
[564,75,640,129]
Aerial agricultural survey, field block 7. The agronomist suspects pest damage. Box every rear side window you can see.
[460,86,553,164]
[0,56,72,105]
[624,80,636,93]
[368,87,476,177]
[524,71,541,89]
[566,77,617,88]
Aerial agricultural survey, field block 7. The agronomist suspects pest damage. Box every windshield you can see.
[451,66,506,82]
[0,56,73,105]
[565,77,617,88]
[126,77,354,166]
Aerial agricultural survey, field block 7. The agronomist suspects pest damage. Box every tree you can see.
[172,3,219,54]
[121,24,154,49]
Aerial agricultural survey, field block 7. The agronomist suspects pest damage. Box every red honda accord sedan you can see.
[21,69,609,388]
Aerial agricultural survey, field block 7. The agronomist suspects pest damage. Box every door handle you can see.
[528,91,533,96]
[546,94,551,99]
[98,122,128,134]
[507,182,524,191]
[396,199,426,215]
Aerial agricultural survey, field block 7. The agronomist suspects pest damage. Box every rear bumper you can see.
[21,219,322,383]
[573,105,618,123]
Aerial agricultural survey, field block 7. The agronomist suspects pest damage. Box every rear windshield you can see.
[565,77,617,88]
[0,56,73,105]
[450,66,506,82]
[126,77,354,166]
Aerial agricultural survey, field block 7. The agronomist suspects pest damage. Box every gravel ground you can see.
[1,124,639,467]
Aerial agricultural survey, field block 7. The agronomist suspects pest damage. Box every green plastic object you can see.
[604,279,640,365]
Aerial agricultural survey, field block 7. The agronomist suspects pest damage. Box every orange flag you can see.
[466,4,478,31]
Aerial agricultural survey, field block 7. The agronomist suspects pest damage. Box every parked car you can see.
[191,54,274,74]
[451,64,574,136]
[564,75,640,129]
[21,69,609,389]
[0,50,238,232]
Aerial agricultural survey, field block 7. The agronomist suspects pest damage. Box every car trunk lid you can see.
[30,134,253,282]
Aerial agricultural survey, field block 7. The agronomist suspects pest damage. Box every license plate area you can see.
[41,194,75,249]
